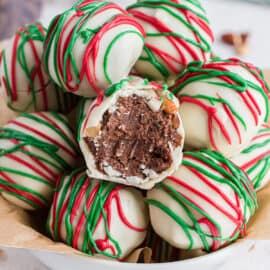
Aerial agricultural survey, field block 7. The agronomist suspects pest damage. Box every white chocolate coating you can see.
[44,1,145,97]
[47,168,149,259]
[127,0,213,82]
[0,23,76,113]
[76,98,94,132]
[231,124,270,191]
[172,59,270,158]
[0,112,79,210]
[147,150,257,251]
[79,76,185,189]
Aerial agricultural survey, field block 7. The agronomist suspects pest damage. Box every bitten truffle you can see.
[127,0,214,83]
[78,77,184,189]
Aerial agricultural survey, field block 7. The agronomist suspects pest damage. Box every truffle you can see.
[147,150,257,251]
[0,112,79,210]
[79,77,184,189]
[43,0,145,97]
[231,123,270,191]
[0,23,77,113]
[47,168,149,260]
[171,58,270,157]
[127,0,214,83]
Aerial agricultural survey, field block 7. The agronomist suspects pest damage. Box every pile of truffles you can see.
[0,0,269,263]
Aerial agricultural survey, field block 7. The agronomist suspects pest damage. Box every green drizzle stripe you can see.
[44,1,144,93]
[239,126,270,189]
[127,0,212,80]
[47,168,129,259]
[172,59,270,122]
[147,150,257,251]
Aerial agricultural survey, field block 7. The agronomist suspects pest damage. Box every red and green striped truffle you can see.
[0,112,79,210]
[43,0,146,97]
[78,76,185,189]
[232,123,270,191]
[171,58,270,157]
[147,150,257,251]
[0,23,77,113]
[47,167,149,260]
[127,0,214,83]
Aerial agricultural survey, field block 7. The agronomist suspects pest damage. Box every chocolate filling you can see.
[84,95,182,180]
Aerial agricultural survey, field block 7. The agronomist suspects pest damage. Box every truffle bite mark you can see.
[84,94,182,180]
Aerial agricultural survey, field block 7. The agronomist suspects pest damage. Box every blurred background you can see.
[1,0,270,68]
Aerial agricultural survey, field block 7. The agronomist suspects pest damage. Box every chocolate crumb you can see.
[84,95,182,180]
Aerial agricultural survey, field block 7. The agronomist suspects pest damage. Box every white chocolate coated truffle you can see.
[79,76,185,189]
[0,23,76,113]
[0,112,79,210]
[127,0,214,82]
[171,59,270,157]
[231,123,270,191]
[43,0,145,97]
[47,168,149,260]
[147,150,257,251]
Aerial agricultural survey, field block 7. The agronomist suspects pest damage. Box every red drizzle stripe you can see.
[9,120,76,158]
